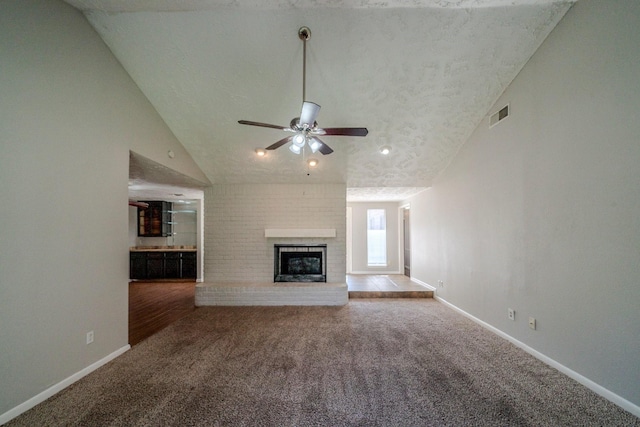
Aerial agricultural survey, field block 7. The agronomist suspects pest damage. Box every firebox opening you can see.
[274,244,327,282]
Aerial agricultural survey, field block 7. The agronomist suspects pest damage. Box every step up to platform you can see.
[196,282,348,306]
[348,290,434,299]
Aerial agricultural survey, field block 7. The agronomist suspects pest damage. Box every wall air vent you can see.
[490,104,509,128]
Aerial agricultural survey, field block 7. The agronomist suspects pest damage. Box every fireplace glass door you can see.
[274,244,327,282]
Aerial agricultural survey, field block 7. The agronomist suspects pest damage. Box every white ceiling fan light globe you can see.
[308,139,321,153]
[293,133,306,147]
[289,143,302,154]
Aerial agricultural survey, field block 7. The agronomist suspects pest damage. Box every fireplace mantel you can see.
[264,229,336,238]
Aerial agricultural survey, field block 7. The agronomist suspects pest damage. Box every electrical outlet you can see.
[528,317,536,330]
[508,308,515,321]
[86,331,94,344]
[438,280,444,288]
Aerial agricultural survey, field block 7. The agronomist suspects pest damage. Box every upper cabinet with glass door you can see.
[138,201,172,237]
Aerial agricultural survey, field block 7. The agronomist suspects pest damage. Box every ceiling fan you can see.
[238,27,368,156]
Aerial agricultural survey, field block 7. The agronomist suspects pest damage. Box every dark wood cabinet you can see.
[164,252,181,279]
[130,251,197,280]
[145,252,165,279]
[180,252,197,279]
[138,201,172,237]
[130,252,146,279]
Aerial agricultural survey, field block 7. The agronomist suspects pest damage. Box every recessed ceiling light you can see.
[380,146,391,155]
[255,148,266,157]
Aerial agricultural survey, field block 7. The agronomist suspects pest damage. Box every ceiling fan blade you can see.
[319,127,369,137]
[311,137,334,155]
[238,120,288,131]
[265,136,293,150]
[299,101,321,127]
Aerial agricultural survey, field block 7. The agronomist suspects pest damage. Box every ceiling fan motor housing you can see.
[290,117,318,132]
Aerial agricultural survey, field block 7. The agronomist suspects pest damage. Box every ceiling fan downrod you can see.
[298,26,311,103]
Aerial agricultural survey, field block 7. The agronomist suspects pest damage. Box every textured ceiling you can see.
[66,0,575,201]
[347,187,429,203]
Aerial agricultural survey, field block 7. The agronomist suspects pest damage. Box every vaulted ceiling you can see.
[65,0,575,201]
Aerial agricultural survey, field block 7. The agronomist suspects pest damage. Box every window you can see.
[367,209,387,266]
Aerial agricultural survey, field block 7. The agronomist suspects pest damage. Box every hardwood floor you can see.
[128,281,196,346]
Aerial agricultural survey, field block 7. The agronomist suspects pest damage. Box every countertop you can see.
[130,246,197,252]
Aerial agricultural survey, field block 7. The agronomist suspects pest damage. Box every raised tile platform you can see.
[195,282,348,306]
[348,290,433,299]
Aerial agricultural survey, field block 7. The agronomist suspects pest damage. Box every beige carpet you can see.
[7,300,639,426]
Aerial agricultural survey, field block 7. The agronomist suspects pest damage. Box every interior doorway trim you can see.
[346,207,353,274]
[399,204,410,277]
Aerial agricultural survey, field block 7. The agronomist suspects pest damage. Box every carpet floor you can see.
[7,300,639,426]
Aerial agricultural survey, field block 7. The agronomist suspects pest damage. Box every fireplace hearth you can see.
[274,244,327,282]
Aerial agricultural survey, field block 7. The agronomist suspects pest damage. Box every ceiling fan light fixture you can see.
[292,133,306,147]
[380,146,392,155]
[308,139,321,153]
[289,144,302,154]
[307,158,318,167]
[255,148,266,157]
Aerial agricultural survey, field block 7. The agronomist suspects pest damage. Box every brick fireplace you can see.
[204,184,346,284]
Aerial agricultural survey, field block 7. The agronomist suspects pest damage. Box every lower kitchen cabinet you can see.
[180,252,197,279]
[130,252,146,279]
[146,252,165,279]
[164,252,181,278]
[130,251,197,280]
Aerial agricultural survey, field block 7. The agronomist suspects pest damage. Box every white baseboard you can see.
[409,277,436,290]
[434,296,640,418]
[0,345,130,425]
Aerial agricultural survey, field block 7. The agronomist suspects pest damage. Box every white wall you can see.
[0,0,207,420]
[347,202,401,274]
[204,184,346,284]
[405,0,640,410]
